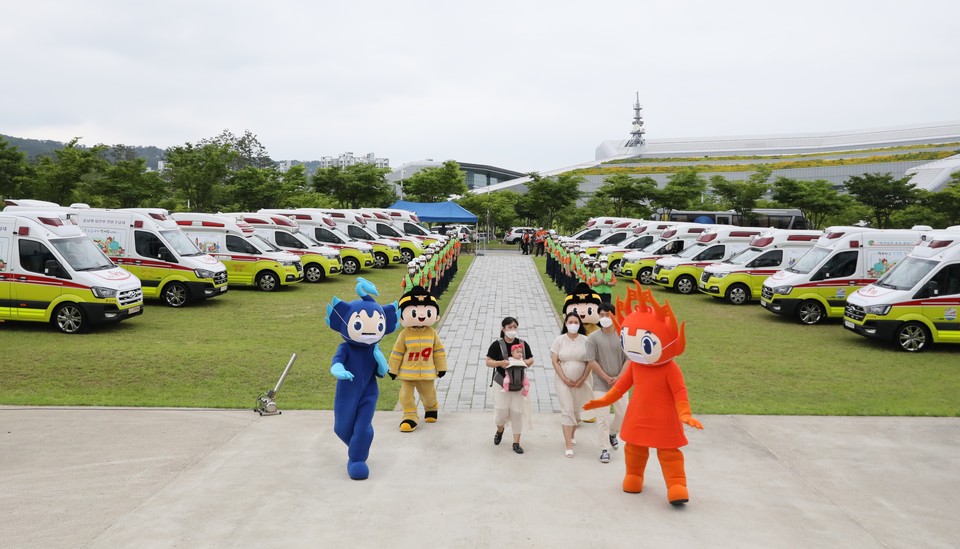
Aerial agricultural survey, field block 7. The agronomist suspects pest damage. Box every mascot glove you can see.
[388,373,397,380]
[583,388,624,411]
[676,400,703,430]
[437,370,446,378]
[330,362,354,381]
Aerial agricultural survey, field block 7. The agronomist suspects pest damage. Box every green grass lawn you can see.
[532,256,959,417]
[0,256,474,411]
[3,253,958,416]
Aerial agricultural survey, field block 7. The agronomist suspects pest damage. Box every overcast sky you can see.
[3,1,959,173]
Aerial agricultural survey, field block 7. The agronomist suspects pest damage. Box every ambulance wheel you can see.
[304,263,325,283]
[725,284,751,305]
[161,282,190,307]
[256,271,280,292]
[638,267,654,285]
[675,275,696,295]
[401,249,414,263]
[895,322,930,352]
[610,259,621,274]
[52,303,87,334]
[796,300,825,325]
[374,252,389,269]
[342,257,360,275]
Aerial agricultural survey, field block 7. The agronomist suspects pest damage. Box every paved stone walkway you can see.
[435,250,562,413]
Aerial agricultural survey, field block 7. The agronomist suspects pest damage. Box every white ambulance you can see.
[760,227,928,325]
[257,209,375,274]
[0,211,143,333]
[224,212,341,282]
[652,226,766,294]
[3,203,229,307]
[355,209,426,262]
[308,209,403,268]
[843,229,960,351]
[699,229,822,305]
[618,223,715,284]
[172,213,303,291]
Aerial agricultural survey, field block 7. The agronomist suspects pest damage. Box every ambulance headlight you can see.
[772,285,793,295]
[864,304,892,316]
[660,265,676,271]
[710,272,728,279]
[194,268,217,279]
[279,260,297,266]
[91,286,117,299]
[323,252,339,260]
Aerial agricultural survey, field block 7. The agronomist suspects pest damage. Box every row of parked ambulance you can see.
[0,200,445,334]
[558,216,960,352]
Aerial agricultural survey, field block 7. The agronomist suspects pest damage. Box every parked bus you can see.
[663,208,809,230]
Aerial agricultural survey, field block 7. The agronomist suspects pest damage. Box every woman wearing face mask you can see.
[485,317,534,454]
[550,312,591,457]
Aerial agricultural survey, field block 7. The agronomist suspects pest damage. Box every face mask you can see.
[408,268,416,275]
[600,262,608,269]
[504,330,518,339]
[566,323,580,333]
[599,317,614,328]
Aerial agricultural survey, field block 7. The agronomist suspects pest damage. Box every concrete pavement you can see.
[1,251,959,548]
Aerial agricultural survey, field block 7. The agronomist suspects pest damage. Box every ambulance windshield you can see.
[51,237,114,271]
[723,247,762,265]
[160,230,203,256]
[787,247,830,274]
[875,257,937,291]
[675,243,706,259]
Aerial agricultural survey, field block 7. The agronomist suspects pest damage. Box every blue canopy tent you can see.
[388,200,478,223]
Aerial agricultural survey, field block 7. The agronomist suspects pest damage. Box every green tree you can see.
[313,163,394,208]
[648,167,707,220]
[203,129,274,170]
[928,172,960,226]
[77,145,166,207]
[163,141,236,211]
[401,161,468,202]
[594,173,657,217]
[772,177,848,229]
[0,136,30,199]
[456,190,521,237]
[521,172,583,228]
[844,172,919,229]
[709,166,771,224]
[29,138,108,204]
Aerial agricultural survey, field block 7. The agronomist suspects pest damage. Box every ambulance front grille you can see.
[845,304,865,322]
[214,271,228,285]
[653,265,662,276]
[761,286,774,300]
[118,288,143,306]
[700,272,710,284]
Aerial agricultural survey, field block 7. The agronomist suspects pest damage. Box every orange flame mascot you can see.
[583,282,703,505]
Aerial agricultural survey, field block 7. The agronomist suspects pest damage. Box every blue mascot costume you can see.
[326,278,399,480]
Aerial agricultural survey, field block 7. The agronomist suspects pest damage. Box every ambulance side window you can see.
[923,264,960,297]
[346,225,367,239]
[375,223,401,238]
[697,245,725,261]
[19,240,59,275]
[750,250,783,268]
[275,232,305,249]
[225,235,258,254]
[314,228,343,244]
[814,250,858,280]
[135,231,172,261]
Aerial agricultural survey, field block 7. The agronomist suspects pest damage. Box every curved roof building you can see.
[474,111,960,196]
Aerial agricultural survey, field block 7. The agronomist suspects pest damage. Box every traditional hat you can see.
[563,282,601,314]
[398,285,439,312]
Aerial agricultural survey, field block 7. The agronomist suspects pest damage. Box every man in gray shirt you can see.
[585,302,630,464]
